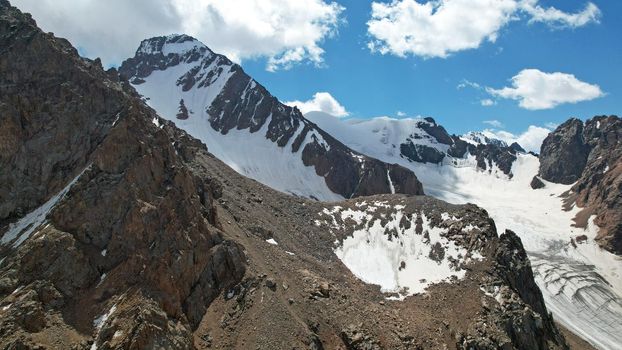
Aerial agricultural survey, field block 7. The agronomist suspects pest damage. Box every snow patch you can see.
[327,206,481,298]
[265,238,278,245]
[93,304,116,330]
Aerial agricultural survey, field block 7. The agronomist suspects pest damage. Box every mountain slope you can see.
[0,2,569,349]
[119,35,423,201]
[307,111,622,350]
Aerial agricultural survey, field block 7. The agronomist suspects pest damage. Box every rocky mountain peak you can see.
[538,115,622,255]
[137,34,207,57]
[119,34,232,89]
[539,118,589,184]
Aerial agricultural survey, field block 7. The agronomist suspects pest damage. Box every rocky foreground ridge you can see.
[537,116,622,255]
[0,1,569,349]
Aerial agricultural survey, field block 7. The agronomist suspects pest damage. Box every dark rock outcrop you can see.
[530,176,545,189]
[539,118,590,184]
[474,143,518,176]
[400,142,445,164]
[419,117,453,145]
[176,98,190,120]
[482,230,566,350]
[0,7,126,222]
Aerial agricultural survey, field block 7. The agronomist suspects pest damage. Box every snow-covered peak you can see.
[306,111,453,161]
[310,112,449,149]
[461,131,508,148]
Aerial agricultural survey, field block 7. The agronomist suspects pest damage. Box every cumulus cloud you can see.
[285,92,349,117]
[482,125,552,153]
[367,0,601,59]
[13,0,344,70]
[486,69,604,110]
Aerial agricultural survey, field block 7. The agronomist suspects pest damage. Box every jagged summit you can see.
[137,34,207,56]
[120,34,233,89]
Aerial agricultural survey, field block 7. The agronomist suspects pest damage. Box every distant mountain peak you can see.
[461,131,508,148]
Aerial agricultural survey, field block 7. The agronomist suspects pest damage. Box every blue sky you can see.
[241,0,621,136]
[14,0,621,145]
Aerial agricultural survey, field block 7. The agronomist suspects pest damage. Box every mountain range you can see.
[0,1,620,349]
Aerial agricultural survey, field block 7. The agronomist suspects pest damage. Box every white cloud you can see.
[457,80,482,90]
[486,69,604,110]
[13,0,345,70]
[520,0,601,28]
[367,0,601,59]
[367,0,518,58]
[397,111,407,117]
[482,125,552,153]
[481,99,496,107]
[285,92,349,117]
[483,120,503,128]
[13,0,180,65]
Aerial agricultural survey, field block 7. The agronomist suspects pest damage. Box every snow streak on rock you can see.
[1,166,88,247]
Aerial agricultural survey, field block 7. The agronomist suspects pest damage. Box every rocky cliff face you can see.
[119,35,423,200]
[0,1,569,349]
[539,116,622,255]
[0,3,246,348]
[539,119,591,185]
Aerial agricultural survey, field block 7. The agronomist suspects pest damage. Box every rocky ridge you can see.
[538,116,622,254]
[0,1,571,349]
